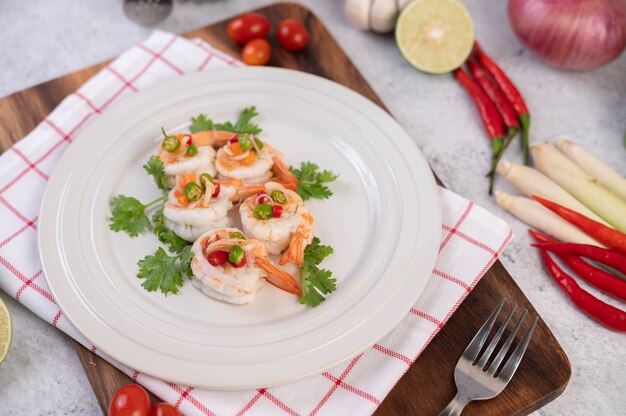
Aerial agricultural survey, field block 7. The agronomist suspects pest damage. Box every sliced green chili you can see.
[270,190,287,205]
[184,182,202,202]
[161,127,180,153]
[229,231,246,240]
[186,143,198,156]
[199,173,214,189]
[254,138,264,150]
[229,245,245,265]
[238,135,253,152]
[253,203,273,220]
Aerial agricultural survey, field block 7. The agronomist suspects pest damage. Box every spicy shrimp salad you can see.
[109,107,339,307]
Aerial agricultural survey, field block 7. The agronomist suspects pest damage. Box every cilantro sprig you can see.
[137,245,193,295]
[299,237,336,307]
[109,195,164,237]
[291,162,338,201]
[188,106,262,135]
[143,156,167,191]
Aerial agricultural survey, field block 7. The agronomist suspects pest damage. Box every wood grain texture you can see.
[0,3,570,415]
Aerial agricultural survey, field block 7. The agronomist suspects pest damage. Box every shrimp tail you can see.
[255,257,301,296]
[279,238,305,267]
[272,157,298,192]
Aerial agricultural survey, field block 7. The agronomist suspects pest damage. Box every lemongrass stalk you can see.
[530,142,626,233]
[496,160,612,227]
[495,191,605,247]
[557,139,626,202]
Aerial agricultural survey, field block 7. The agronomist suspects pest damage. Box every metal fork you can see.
[439,298,538,416]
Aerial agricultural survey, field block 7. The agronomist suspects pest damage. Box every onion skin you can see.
[508,0,626,70]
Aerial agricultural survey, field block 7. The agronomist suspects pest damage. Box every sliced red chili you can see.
[272,204,283,218]
[211,183,221,198]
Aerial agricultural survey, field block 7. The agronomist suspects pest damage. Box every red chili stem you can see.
[532,195,626,254]
[529,230,626,302]
[467,58,520,132]
[538,249,626,332]
[531,242,626,275]
[474,42,531,165]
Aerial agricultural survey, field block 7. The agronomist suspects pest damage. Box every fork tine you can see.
[486,309,527,376]
[476,304,517,369]
[496,316,539,382]
[463,298,506,362]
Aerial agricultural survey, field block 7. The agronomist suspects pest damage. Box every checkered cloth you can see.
[0,31,512,415]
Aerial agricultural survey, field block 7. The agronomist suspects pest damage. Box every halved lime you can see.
[0,296,12,365]
[396,0,475,74]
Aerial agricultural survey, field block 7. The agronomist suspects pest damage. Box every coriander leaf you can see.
[215,106,262,135]
[302,237,334,267]
[154,222,189,254]
[290,162,338,201]
[137,247,184,295]
[300,266,336,307]
[109,195,151,237]
[189,113,213,133]
[143,156,167,191]
[152,203,164,224]
[299,237,336,307]
[179,245,194,278]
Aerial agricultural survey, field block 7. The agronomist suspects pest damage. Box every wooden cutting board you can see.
[0,3,570,415]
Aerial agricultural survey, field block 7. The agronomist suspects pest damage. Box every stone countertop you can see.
[0,0,624,414]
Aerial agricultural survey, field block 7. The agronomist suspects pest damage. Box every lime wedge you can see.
[0,296,12,365]
[396,0,474,74]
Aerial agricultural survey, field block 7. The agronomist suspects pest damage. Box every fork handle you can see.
[439,392,470,416]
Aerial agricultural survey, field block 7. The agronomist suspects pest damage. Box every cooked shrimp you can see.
[240,182,314,266]
[190,228,301,304]
[191,130,238,148]
[156,131,216,187]
[163,173,232,242]
[215,137,299,191]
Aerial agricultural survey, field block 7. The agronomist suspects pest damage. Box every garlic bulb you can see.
[344,0,411,33]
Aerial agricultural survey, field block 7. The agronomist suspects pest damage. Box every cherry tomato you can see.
[108,384,152,416]
[277,19,309,51]
[207,250,229,267]
[242,39,271,66]
[227,13,270,45]
[151,403,181,416]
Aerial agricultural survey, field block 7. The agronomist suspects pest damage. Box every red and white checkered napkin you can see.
[0,31,512,415]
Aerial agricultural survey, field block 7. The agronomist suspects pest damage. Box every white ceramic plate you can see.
[39,68,441,389]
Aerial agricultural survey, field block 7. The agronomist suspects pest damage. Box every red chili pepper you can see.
[272,204,283,218]
[474,42,531,165]
[230,255,247,268]
[229,135,239,144]
[532,195,626,255]
[454,67,505,194]
[211,183,221,198]
[530,230,626,302]
[538,249,626,332]
[531,242,626,276]
[467,59,519,137]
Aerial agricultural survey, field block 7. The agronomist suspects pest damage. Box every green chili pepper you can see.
[199,173,214,189]
[161,127,180,152]
[184,182,202,202]
[238,135,253,152]
[270,190,287,205]
[253,203,273,220]
[229,245,245,265]
[229,231,246,240]
[254,138,264,150]
[186,143,198,156]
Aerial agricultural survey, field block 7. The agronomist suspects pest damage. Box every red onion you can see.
[508,0,626,70]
